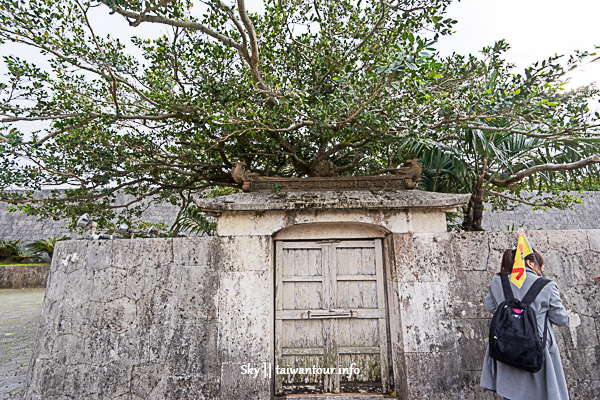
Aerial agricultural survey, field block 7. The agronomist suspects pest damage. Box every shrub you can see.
[0,240,22,260]
[26,236,70,259]
[179,207,216,236]
[14,246,43,263]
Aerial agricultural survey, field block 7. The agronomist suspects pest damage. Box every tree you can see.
[404,41,600,230]
[0,0,598,230]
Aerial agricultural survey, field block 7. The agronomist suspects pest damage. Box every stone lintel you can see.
[194,190,471,214]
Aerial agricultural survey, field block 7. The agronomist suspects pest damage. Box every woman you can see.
[480,249,570,400]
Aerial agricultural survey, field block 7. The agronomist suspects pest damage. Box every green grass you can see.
[0,262,49,267]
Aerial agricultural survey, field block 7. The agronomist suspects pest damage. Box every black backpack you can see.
[488,274,551,373]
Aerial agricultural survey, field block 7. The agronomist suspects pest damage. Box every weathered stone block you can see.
[523,230,550,253]
[97,296,137,333]
[112,238,174,269]
[391,233,415,283]
[451,231,490,271]
[85,240,113,270]
[28,359,66,397]
[62,268,94,307]
[449,270,494,319]
[485,231,514,255]
[90,267,127,304]
[217,270,272,363]
[397,281,457,353]
[83,329,120,365]
[216,235,271,272]
[136,287,177,330]
[542,250,581,291]
[130,362,165,399]
[166,322,219,377]
[43,269,67,302]
[173,237,212,266]
[53,334,86,366]
[125,262,181,301]
[62,362,130,398]
[586,229,600,252]
[116,325,174,365]
[563,284,600,319]
[403,352,472,400]
[55,240,88,274]
[547,230,590,254]
[69,300,103,338]
[174,265,218,322]
[455,318,489,371]
[395,233,456,283]
[42,300,75,336]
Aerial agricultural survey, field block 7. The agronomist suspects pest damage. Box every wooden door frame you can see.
[272,223,396,399]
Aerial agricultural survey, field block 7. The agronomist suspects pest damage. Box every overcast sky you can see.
[436,0,600,89]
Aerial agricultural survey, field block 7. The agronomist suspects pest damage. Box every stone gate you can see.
[24,190,600,399]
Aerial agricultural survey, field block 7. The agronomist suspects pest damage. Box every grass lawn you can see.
[0,262,50,267]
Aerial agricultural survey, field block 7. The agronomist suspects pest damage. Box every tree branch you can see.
[486,189,553,207]
[100,1,246,54]
[488,155,600,187]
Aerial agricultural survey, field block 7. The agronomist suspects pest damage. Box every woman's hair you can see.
[525,250,544,268]
[499,248,544,274]
[499,249,514,274]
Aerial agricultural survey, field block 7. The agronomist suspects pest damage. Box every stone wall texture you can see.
[25,231,600,399]
[0,191,181,241]
[0,264,50,289]
[2,191,600,241]
[392,230,600,399]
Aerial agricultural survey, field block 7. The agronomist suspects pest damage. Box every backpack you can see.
[488,274,551,373]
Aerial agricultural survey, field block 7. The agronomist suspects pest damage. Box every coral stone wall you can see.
[392,230,600,399]
[0,264,50,289]
[3,190,600,241]
[25,231,600,399]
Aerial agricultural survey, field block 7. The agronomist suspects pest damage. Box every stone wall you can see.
[392,230,600,399]
[0,264,50,288]
[482,192,600,231]
[24,236,272,400]
[0,191,181,241]
[3,191,600,241]
[25,231,600,399]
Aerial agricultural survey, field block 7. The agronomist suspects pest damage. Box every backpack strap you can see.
[522,277,552,345]
[500,274,514,301]
[521,277,551,305]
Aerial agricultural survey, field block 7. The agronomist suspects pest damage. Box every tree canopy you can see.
[1,0,599,231]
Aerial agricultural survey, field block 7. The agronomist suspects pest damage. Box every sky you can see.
[435,0,600,90]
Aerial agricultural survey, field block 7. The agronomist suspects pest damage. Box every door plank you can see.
[374,239,390,393]
[276,239,391,396]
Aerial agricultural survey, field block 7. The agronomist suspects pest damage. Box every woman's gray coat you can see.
[480,267,570,400]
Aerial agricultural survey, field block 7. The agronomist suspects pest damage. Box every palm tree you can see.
[405,128,600,231]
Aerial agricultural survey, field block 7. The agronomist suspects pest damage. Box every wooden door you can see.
[275,239,390,396]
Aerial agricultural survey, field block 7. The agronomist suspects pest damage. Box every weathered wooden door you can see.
[275,239,390,395]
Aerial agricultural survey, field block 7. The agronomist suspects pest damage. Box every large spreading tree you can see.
[1,0,599,231]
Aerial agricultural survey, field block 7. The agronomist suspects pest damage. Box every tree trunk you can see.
[462,176,485,231]
[463,157,487,231]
